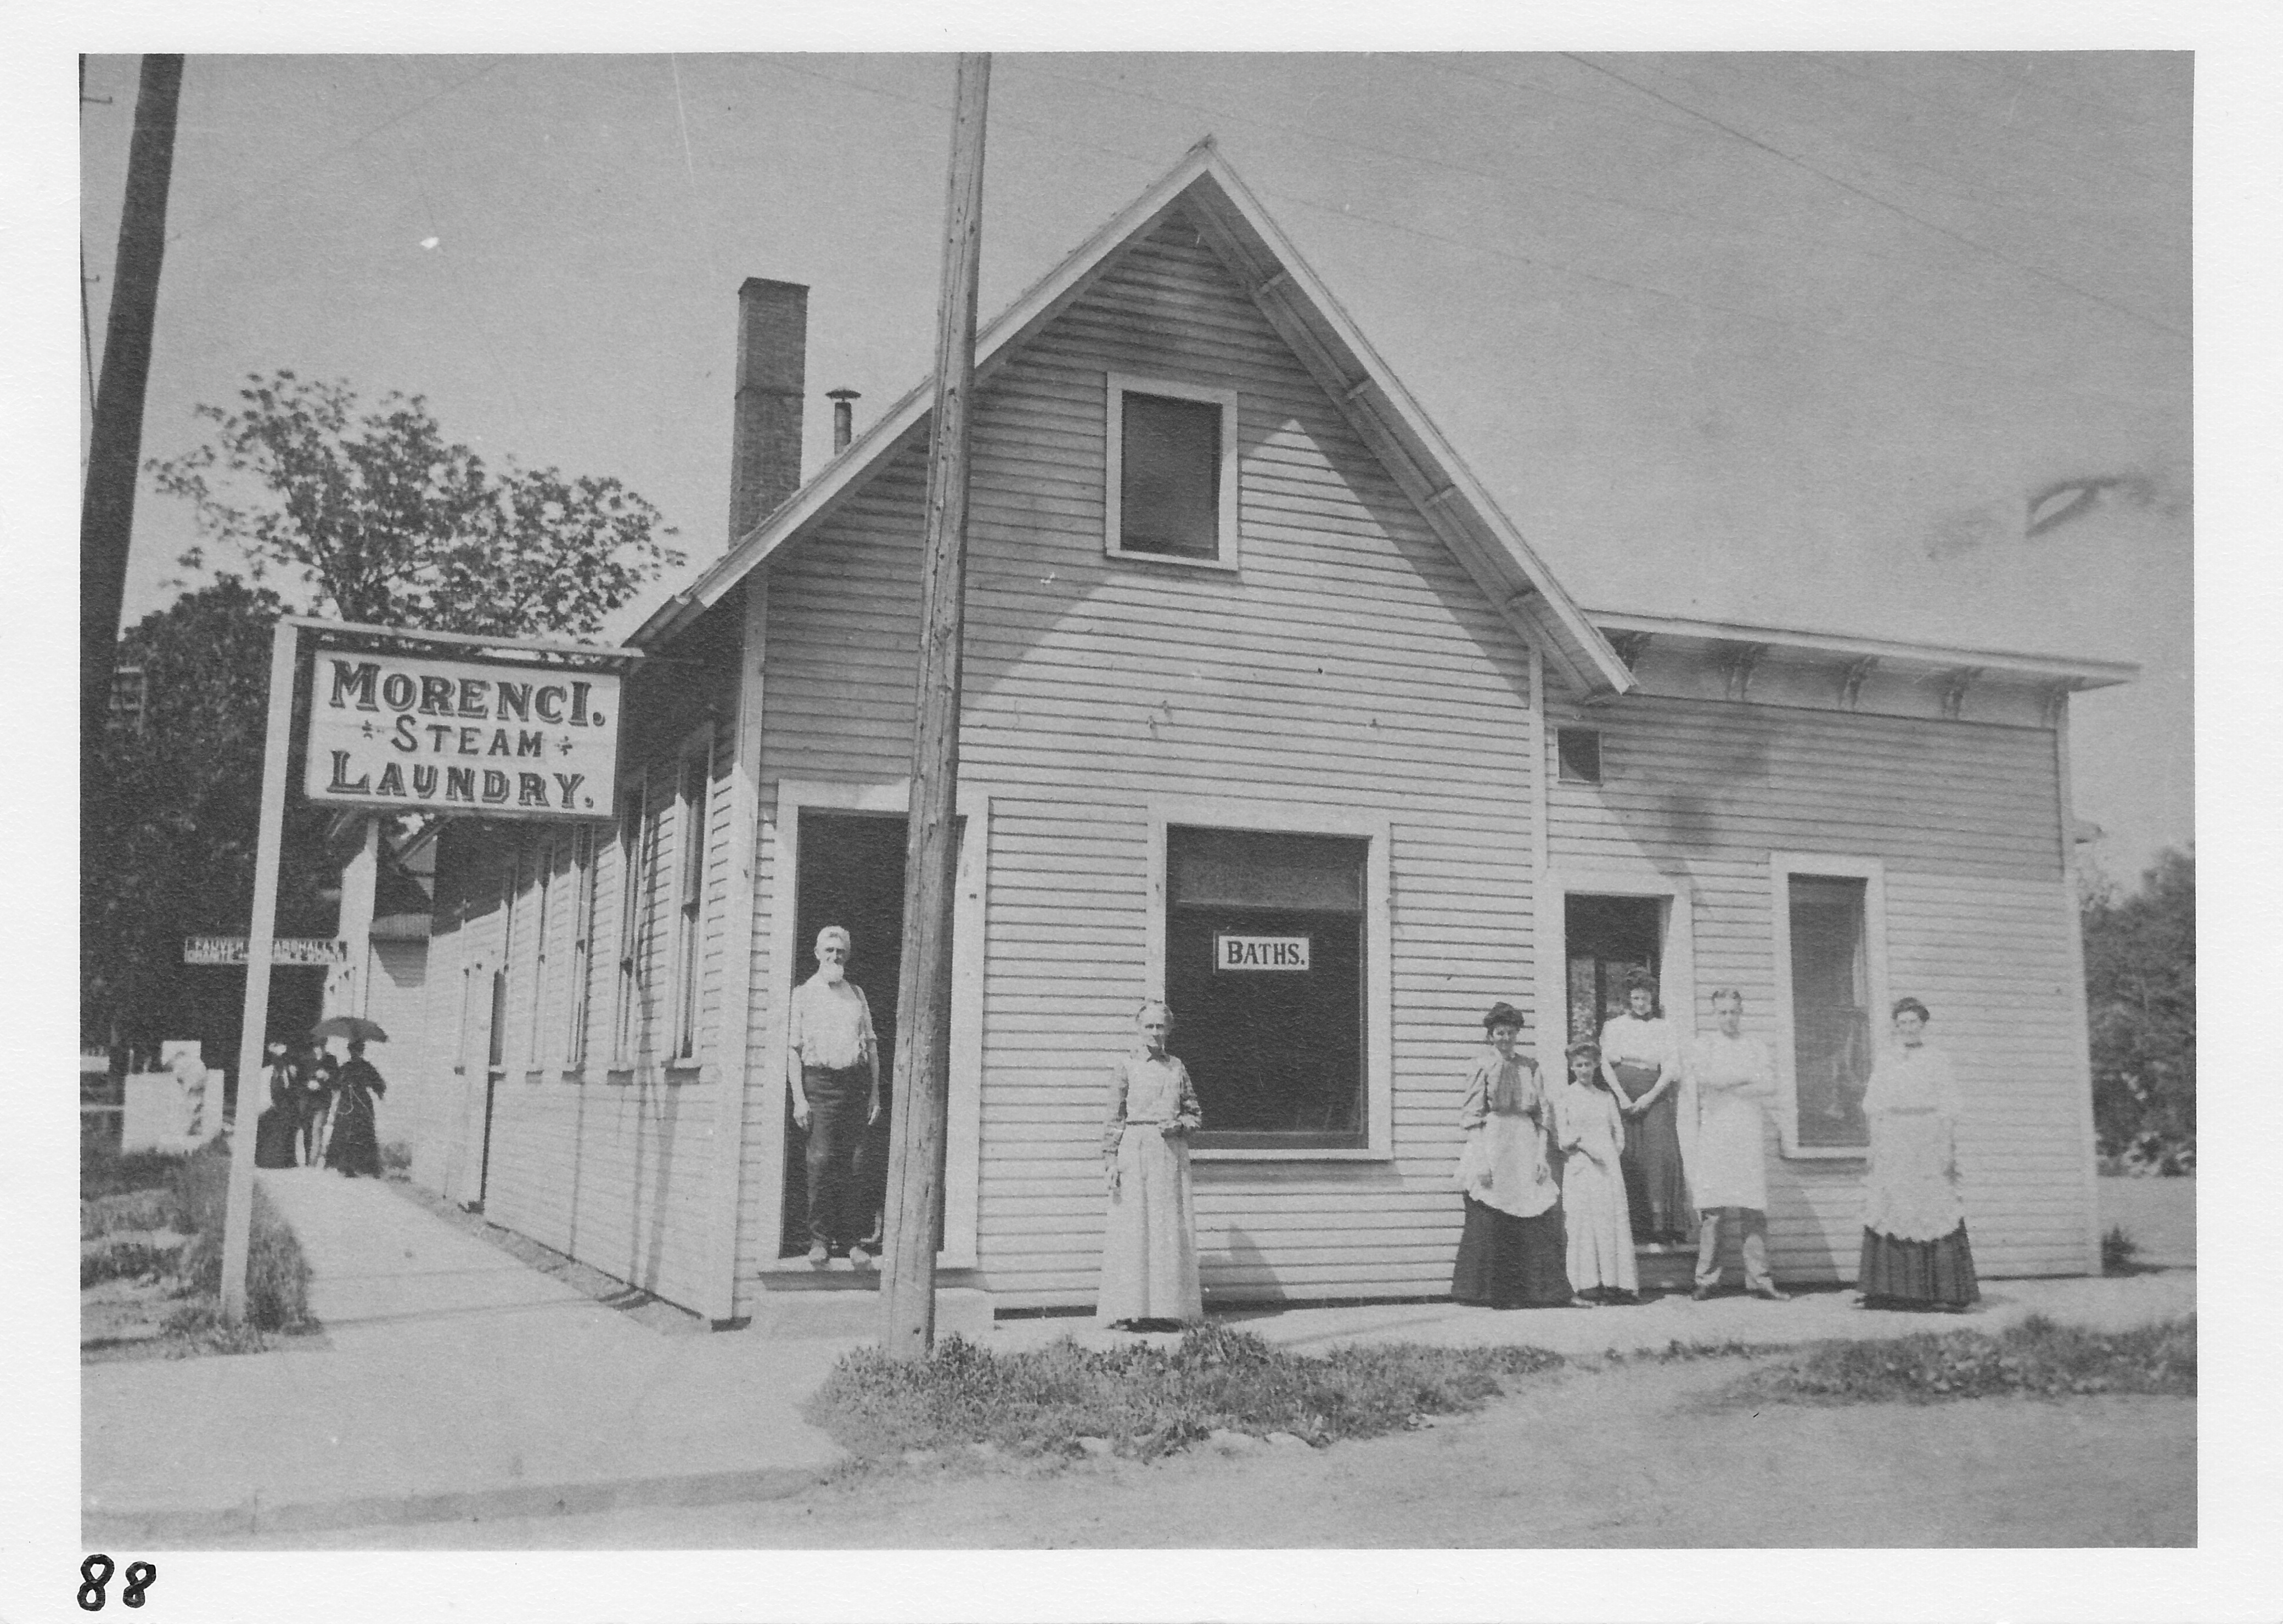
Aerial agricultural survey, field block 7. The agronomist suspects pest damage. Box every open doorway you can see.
[779,811,907,1259]
[1564,894,1665,1045]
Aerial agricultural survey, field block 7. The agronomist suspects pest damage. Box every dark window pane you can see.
[1165,827,1368,1149]
[1120,391,1221,559]
[1788,875,1871,1148]
[1169,826,1363,911]
[1557,728,1602,784]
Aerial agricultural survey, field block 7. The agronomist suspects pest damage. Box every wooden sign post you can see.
[880,51,990,1360]
[217,620,300,1324]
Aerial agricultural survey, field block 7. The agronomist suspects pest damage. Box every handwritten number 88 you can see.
[79,1556,156,1610]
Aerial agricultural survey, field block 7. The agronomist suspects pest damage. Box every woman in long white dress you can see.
[1857,997,1980,1311]
[1097,1000,1204,1329]
[1557,1039,1638,1302]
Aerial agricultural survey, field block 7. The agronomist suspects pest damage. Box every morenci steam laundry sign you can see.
[304,653,621,819]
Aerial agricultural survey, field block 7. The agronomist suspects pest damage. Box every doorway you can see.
[779,811,908,1258]
[1564,894,1665,1044]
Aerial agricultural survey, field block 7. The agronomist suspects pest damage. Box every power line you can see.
[165,56,511,248]
[747,55,2172,414]
[1560,53,2184,340]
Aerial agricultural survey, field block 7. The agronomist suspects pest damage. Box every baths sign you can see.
[305,653,620,819]
[1215,934,1311,971]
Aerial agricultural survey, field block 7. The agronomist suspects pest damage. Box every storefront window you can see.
[1787,874,1872,1148]
[1165,826,1368,1151]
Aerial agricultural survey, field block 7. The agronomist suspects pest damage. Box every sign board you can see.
[184,936,351,967]
[1215,933,1311,972]
[303,652,620,819]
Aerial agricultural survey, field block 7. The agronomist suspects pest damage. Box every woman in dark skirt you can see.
[1452,1003,1586,1309]
[323,1040,387,1178]
[1599,971,1691,1242]
[1857,998,1979,1311]
[252,1044,301,1169]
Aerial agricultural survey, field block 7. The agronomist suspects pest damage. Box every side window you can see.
[1105,374,1239,567]
[564,827,597,1070]
[672,735,715,1062]
[1771,854,1888,1156]
[1163,826,1369,1151]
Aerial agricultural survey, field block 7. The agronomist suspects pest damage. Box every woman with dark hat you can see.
[1600,969,1691,1243]
[1451,1002,1585,1309]
[1856,997,1979,1310]
[323,1039,387,1178]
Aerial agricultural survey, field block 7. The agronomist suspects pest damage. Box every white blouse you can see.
[1599,1012,1678,1073]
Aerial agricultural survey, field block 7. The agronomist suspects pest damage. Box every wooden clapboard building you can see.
[393,145,2133,1327]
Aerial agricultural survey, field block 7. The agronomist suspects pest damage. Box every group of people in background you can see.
[1452,972,1978,1314]
[254,1036,387,1177]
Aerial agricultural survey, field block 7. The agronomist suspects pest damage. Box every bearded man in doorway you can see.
[788,925,883,1267]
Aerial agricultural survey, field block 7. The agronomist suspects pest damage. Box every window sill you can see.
[1193,1146,1391,1163]
[522,1069,548,1086]
[1780,1143,1869,1163]
[1104,544,1239,574]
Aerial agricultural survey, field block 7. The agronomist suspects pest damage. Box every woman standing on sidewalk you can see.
[1097,1000,1204,1329]
[1857,998,1980,1312]
[1452,1003,1583,1309]
[1557,1039,1637,1302]
[1601,971,1691,1243]
[324,1040,387,1178]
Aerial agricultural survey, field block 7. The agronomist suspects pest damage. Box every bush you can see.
[81,1239,182,1288]
[2101,1225,2141,1276]
[1734,1313,2194,1405]
[807,1322,1565,1463]
[381,1140,413,1180]
[168,1141,314,1332]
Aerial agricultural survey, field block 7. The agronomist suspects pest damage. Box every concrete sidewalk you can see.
[83,1168,849,1544]
[993,1267,2196,1360]
[85,1166,2194,1544]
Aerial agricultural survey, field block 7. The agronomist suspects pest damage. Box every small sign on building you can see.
[1215,933,1311,972]
[183,936,352,967]
[303,652,621,820]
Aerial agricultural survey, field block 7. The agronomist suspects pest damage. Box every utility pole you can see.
[880,52,989,1360]
[81,54,185,755]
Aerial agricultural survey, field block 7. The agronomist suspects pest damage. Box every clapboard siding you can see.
[408,679,738,1313]
[1545,689,2089,1278]
[736,212,1540,1310]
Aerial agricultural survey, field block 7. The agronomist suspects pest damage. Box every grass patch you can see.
[806,1322,1566,1465]
[1730,1313,2195,1406]
[80,1140,316,1351]
[171,1142,314,1332]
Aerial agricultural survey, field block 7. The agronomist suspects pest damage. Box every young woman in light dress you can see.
[1557,1039,1637,1302]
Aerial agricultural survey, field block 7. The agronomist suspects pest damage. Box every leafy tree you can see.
[148,371,683,635]
[83,578,336,1057]
[2081,848,2196,1173]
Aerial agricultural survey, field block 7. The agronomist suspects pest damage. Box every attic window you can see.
[1557,728,1603,785]
[1105,373,1239,569]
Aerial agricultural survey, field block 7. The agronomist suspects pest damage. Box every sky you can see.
[78,50,2192,880]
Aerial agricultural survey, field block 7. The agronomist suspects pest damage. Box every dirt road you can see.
[266,1355,2192,1549]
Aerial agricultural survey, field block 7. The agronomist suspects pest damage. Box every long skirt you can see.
[253,1106,300,1169]
[1858,1223,1980,1309]
[1614,1062,1691,1241]
[1452,1197,1573,1307]
[325,1096,383,1178]
[1562,1158,1638,1295]
[1097,1124,1202,1326]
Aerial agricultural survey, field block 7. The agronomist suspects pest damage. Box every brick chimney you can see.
[729,278,808,540]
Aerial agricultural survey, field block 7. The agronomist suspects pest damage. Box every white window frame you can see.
[563,826,598,1071]
[1145,796,1393,1162]
[1104,371,1241,572]
[1533,865,1697,1065]
[670,727,716,1067]
[1769,852,1890,1160]
[759,780,991,1270]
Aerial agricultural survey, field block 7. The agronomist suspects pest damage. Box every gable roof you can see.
[630,140,1637,698]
